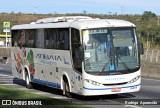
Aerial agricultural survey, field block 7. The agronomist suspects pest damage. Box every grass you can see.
[0,85,89,108]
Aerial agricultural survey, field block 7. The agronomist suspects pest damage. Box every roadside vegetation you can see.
[0,85,88,108]
[0,11,160,48]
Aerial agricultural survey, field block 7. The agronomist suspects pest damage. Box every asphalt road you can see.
[0,63,160,108]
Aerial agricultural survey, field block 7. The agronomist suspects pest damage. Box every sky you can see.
[0,0,160,15]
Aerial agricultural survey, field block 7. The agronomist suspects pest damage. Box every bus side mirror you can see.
[139,43,144,55]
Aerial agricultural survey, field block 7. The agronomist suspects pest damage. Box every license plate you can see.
[111,88,121,92]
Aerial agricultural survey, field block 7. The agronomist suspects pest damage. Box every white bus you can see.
[11,16,144,97]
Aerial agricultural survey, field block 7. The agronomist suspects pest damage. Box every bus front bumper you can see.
[82,84,141,96]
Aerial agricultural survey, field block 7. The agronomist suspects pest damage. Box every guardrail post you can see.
[145,49,148,61]
[150,50,154,62]
[156,50,160,63]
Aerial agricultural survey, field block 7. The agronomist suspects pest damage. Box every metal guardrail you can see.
[141,49,160,63]
[141,48,160,79]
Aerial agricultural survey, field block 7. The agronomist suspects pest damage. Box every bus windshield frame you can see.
[82,27,140,75]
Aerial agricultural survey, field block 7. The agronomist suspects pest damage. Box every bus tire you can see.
[63,80,72,98]
[25,72,33,89]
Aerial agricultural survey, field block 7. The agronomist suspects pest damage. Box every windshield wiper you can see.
[85,53,94,61]
[117,56,131,72]
[99,61,122,75]
[99,62,109,73]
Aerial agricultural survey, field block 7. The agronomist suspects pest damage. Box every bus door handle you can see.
[56,67,58,72]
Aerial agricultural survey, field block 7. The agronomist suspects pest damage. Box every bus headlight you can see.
[128,76,140,84]
[84,79,101,86]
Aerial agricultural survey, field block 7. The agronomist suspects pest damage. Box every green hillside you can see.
[0,11,159,48]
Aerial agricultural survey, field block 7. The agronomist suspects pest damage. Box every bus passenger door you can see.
[71,28,83,94]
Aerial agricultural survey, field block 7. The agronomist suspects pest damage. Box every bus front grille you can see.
[103,82,127,86]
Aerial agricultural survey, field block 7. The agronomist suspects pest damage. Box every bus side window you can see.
[26,29,36,48]
[53,31,57,49]
[57,28,69,50]
[44,29,51,49]
[59,31,64,49]
[36,29,44,48]
[44,29,58,49]
[63,30,69,50]
[12,30,19,47]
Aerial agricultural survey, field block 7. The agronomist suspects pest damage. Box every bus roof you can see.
[11,16,135,30]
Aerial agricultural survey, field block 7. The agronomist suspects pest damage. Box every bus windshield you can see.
[83,27,139,75]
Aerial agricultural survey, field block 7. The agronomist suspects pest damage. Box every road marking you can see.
[0,74,14,77]
[0,81,13,83]
[125,105,142,108]
[52,96,68,99]
[0,84,17,85]
[0,79,13,80]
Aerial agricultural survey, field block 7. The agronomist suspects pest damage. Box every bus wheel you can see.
[63,80,72,98]
[25,72,33,89]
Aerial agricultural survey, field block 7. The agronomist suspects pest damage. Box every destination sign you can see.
[89,28,108,34]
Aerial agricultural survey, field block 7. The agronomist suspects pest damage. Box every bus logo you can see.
[36,54,70,65]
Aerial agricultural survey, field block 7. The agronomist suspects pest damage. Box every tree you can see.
[83,10,86,14]
[142,11,156,21]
